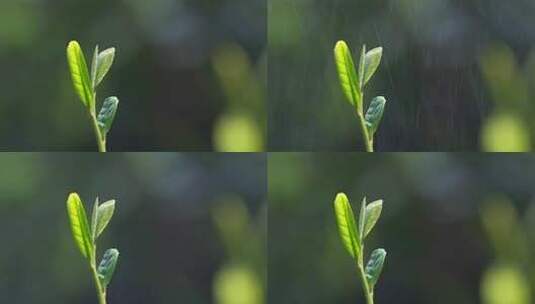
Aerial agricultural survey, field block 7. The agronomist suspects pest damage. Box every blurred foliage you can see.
[481,265,530,304]
[212,44,266,152]
[269,153,535,303]
[268,0,535,151]
[212,198,266,304]
[0,0,265,151]
[0,153,266,303]
[480,197,535,304]
[479,43,535,151]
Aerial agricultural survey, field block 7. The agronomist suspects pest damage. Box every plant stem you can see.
[90,246,107,304]
[356,251,374,304]
[91,264,107,304]
[357,113,373,152]
[358,265,374,304]
[356,92,373,152]
[90,113,106,152]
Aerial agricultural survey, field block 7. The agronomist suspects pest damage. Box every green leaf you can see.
[66,41,94,109]
[334,41,361,109]
[66,193,93,259]
[363,47,383,86]
[91,197,100,240]
[91,45,99,89]
[98,248,120,288]
[358,197,367,240]
[365,96,387,136]
[333,193,361,258]
[94,200,115,238]
[365,248,387,288]
[94,47,115,87]
[358,45,366,89]
[97,97,119,135]
[363,200,383,238]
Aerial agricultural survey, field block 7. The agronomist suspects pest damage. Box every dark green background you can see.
[0,153,266,303]
[269,153,535,303]
[0,0,265,151]
[269,0,535,151]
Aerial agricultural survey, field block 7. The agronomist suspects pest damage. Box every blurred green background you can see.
[269,153,535,303]
[0,153,266,303]
[0,0,265,151]
[268,0,535,151]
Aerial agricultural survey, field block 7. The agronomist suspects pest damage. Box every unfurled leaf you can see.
[98,248,120,288]
[97,97,119,135]
[94,200,115,238]
[363,47,383,85]
[66,193,93,259]
[365,96,387,136]
[365,248,386,288]
[358,45,366,89]
[333,193,361,258]
[66,41,93,109]
[94,48,115,87]
[363,200,383,238]
[334,41,361,108]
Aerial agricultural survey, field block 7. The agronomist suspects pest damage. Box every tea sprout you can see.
[66,41,119,152]
[66,193,119,304]
[333,193,386,304]
[334,41,386,152]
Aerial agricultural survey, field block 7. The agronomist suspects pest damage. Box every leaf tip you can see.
[67,40,79,49]
[373,199,384,206]
[333,193,349,216]
[334,41,348,58]
[108,96,119,104]
[334,192,348,205]
[334,40,347,50]
[67,192,80,203]
[376,96,387,103]
[102,199,116,209]
[376,248,387,256]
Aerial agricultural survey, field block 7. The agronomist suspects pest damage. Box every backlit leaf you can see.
[363,200,383,238]
[66,193,93,259]
[98,248,120,288]
[94,48,115,87]
[97,97,119,136]
[91,197,99,240]
[91,45,99,89]
[95,200,115,238]
[363,47,383,85]
[358,45,366,89]
[66,41,93,109]
[365,96,387,136]
[334,41,361,109]
[358,197,367,240]
[365,248,386,288]
[333,193,361,258]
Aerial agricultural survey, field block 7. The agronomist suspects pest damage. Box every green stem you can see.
[90,113,106,152]
[357,251,374,304]
[90,246,107,304]
[89,241,106,304]
[91,264,107,304]
[357,113,373,152]
[356,92,373,152]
